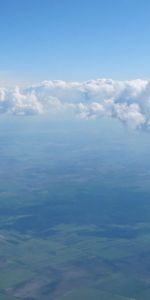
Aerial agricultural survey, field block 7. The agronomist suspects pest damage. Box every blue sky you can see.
[0,0,150,82]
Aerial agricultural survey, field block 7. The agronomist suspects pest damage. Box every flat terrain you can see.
[1,117,150,299]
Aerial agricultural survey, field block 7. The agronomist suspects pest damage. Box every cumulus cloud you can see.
[1,78,150,128]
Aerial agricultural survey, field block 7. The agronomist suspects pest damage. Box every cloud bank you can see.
[1,78,150,128]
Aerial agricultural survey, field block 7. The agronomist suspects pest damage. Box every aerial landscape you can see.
[1,116,150,300]
[1,0,150,299]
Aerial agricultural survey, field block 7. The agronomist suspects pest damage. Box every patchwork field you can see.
[0,117,150,299]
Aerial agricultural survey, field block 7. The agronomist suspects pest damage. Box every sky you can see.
[0,0,150,83]
[1,0,150,130]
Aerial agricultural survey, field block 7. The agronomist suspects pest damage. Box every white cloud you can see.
[0,78,150,129]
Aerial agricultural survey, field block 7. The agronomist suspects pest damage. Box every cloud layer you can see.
[1,78,150,128]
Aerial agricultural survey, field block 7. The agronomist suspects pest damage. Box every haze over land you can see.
[0,116,150,300]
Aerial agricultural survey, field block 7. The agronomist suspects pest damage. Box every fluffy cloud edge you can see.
[0,78,150,129]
